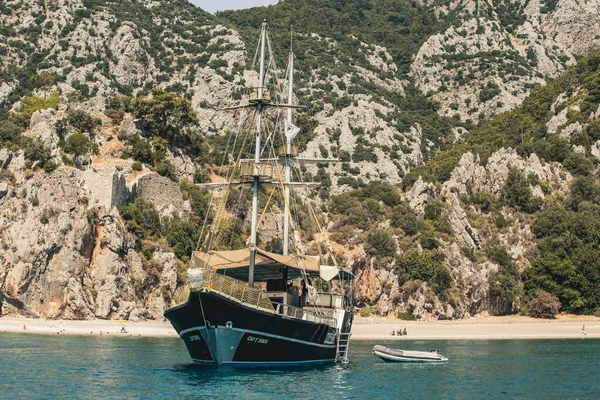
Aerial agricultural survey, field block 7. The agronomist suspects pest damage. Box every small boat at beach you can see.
[372,345,448,363]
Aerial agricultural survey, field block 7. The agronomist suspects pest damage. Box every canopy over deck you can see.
[192,248,351,281]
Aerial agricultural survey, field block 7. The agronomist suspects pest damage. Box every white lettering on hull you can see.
[247,335,269,344]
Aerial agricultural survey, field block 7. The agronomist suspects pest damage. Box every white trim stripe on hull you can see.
[180,325,337,349]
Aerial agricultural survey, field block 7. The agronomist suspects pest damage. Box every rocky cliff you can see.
[1,0,600,320]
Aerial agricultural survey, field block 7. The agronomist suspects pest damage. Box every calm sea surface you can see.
[0,333,598,399]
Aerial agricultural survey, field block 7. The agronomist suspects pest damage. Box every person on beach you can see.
[0,291,3,317]
[582,325,585,336]
[403,328,407,336]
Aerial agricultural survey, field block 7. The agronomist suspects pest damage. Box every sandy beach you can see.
[1,314,598,340]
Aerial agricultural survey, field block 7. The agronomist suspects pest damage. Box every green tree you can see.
[62,133,98,158]
[365,229,397,258]
[569,175,600,209]
[67,110,101,133]
[11,92,60,128]
[118,198,161,239]
[131,89,204,157]
[525,203,600,313]
[394,249,452,294]
[0,120,23,143]
[164,217,199,261]
[501,168,542,213]
[485,240,521,315]
[21,137,52,169]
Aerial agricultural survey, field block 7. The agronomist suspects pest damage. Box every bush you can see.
[125,135,154,164]
[67,110,101,133]
[43,160,58,173]
[563,152,595,176]
[365,229,397,258]
[569,175,600,209]
[131,161,143,171]
[157,159,175,180]
[130,89,204,157]
[397,311,417,321]
[22,137,51,167]
[394,249,452,294]
[0,120,23,142]
[390,206,424,235]
[164,217,199,261]
[501,168,542,213]
[359,306,379,317]
[11,92,60,128]
[105,95,132,123]
[62,133,98,158]
[118,198,161,239]
[30,72,58,88]
[528,290,561,319]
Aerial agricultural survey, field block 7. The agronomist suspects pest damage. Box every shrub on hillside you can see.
[528,290,561,319]
[131,161,143,171]
[569,175,600,209]
[62,133,98,158]
[11,92,60,128]
[501,168,542,213]
[359,306,379,317]
[397,311,417,321]
[0,120,23,143]
[394,249,452,295]
[365,229,397,258]
[105,95,132,123]
[67,110,101,133]
[21,137,52,169]
[130,89,204,157]
[118,198,161,239]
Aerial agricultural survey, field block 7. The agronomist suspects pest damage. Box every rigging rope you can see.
[256,187,276,230]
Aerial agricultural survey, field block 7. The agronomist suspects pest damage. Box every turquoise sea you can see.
[1,333,598,399]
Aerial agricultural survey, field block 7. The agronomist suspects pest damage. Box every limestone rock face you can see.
[0,159,177,320]
[405,177,436,214]
[410,0,600,121]
[0,81,15,104]
[444,149,570,196]
[133,174,184,216]
[0,168,95,318]
[542,0,600,56]
[447,193,480,249]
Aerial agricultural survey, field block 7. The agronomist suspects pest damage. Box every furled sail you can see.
[285,120,300,139]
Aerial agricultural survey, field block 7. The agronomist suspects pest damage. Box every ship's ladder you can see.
[336,332,351,364]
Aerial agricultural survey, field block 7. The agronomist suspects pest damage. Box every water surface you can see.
[1,333,598,399]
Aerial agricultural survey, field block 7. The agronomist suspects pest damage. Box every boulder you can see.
[405,176,435,214]
[0,182,8,199]
[0,148,13,169]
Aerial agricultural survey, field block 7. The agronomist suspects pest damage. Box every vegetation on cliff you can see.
[406,52,600,185]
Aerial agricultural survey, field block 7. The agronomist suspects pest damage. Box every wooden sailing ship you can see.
[164,21,354,367]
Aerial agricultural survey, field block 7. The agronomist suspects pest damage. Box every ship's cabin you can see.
[191,248,352,329]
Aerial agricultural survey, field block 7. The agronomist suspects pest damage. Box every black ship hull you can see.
[165,291,343,367]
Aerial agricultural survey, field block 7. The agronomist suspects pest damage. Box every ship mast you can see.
[283,38,294,256]
[248,20,268,288]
